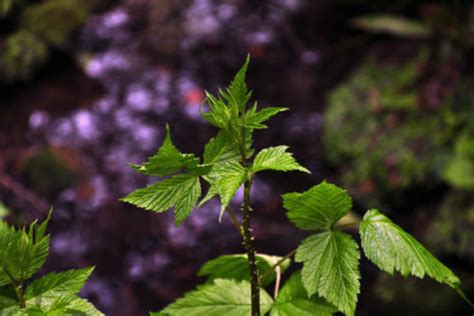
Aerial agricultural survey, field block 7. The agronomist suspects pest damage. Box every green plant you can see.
[122,56,471,315]
[0,211,102,315]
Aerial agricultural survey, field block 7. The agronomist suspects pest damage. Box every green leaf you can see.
[360,209,461,290]
[121,174,201,226]
[271,271,336,316]
[214,162,247,211]
[252,146,309,174]
[203,131,241,166]
[295,231,360,315]
[201,91,232,130]
[65,296,103,316]
[242,104,288,129]
[160,279,273,316]
[130,125,200,177]
[222,54,252,114]
[0,221,49,286]
[25,268,94,302]
[198,253,290,287]
[351,14,431,38]
[283,181,352,231]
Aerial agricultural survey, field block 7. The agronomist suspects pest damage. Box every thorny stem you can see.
[242,177,260,316]
[4,267,25,308]
[259,248,297,283]
[237,125,260,316]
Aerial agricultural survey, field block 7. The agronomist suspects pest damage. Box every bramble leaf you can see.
[25,268,93,301]
[198,253,290,287]
[252,146,309,174]
[0,219,49,286]
[360,209,461,290]
[129,125,200,177]
[159,279,273,316]
[283,181,352,231]
[270,271,336,316]
[295,231,360,315]
[121,174,201,226]
[214,161,247,212]
[221,54,252,114]
[242,104,288,129]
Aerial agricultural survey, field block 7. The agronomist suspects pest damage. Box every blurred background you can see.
[0,0,473,315]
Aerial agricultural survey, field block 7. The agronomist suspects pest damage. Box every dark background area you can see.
[0,0,473,315]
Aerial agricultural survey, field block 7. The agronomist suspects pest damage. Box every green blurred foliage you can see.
[0,0,99,82]
[323,53,473,207]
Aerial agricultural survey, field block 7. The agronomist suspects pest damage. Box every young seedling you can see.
[122,56,471,315]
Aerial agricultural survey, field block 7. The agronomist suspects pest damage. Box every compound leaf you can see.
[214,162,247,211]
[252,146,309,174]
[360,209,461,290]
[121,174,201,226]
[271,271,336,316]
[283,181,352,231]
[295,231,360,315]
[160,279,273,316]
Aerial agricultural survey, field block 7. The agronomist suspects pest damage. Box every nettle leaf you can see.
[271,271,336,316]
[0,218,50,286]
[242,104,288,129]
[121,174,201,226]
[360,209,461,289]
[130,125,200,177]
[295,231,360,315]
[283,181,352,231]
[160,279,273,316]
[198,253,290,287]
[252,146,309,174]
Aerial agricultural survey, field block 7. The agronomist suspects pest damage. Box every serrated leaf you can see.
[222,55,252,114]
[360,209,461,290]
[203,131,241,166]
[295,231,360,315]
[283,181,352,231]
[252,146,309,174]
[214,162,247,210]
[66,296,104,316]
[0,220,49,286]
[198,253,290,287]
[25,268,93,302]
[201,91,232,129]
[271,271,336,316]
[121,174,201,226]
[242,104,288,129]
[130,125,200,177]
[160,279,273,316]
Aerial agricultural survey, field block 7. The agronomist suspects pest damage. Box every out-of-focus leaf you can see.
[352,14,431,38]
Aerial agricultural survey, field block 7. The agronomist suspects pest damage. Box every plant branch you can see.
[225,207,243,235]
[259,248,297,283]
[333,222,360,230]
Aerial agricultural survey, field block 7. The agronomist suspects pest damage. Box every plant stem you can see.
[259,248,297,283]
[242,176,260,316]
[225,207,244,236]
[4,267,25,308]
